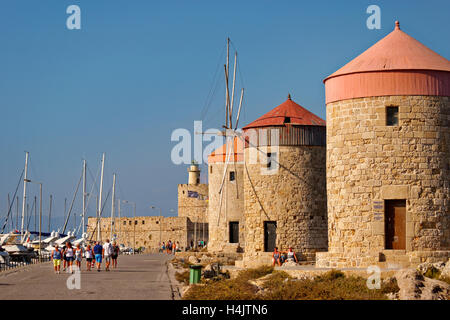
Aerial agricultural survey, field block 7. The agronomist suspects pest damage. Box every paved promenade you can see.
[0,253,177,300]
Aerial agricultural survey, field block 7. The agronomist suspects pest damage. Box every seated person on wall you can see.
[285,247,299,264]
[272,247,282,267]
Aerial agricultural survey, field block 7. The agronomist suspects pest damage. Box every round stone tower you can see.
[207,137,245,253]
[241,95,328,267]
[316,21,450,268]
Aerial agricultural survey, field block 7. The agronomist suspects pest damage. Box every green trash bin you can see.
[189,265,202,284]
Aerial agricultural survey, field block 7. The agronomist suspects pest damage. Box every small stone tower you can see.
[316,22,450,268]
[178,163,208,227]
[188,163,201,185]
[207,137,245,253]
[240,95,328,267]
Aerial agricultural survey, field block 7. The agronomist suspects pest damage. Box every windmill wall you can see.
[207,162,245,253]
[240,125,328,267]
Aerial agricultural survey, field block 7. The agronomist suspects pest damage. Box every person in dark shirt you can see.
[93,241,103,272]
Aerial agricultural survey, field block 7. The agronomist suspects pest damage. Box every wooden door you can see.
[385,200,406,250]
[264,221,277,252]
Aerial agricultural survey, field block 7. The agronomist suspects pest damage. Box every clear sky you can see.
[0,0,449,233]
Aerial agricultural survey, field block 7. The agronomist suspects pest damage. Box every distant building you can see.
[86,163,208,250]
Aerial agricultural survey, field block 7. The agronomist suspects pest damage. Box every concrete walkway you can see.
[0,253,178,300]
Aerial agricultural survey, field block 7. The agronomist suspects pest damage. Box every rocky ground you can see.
[172,254,450,300]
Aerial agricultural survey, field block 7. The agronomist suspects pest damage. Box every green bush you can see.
[424,266,441,280]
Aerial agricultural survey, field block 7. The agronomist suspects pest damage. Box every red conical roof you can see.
[325,21,450,81]
[243,95,326,130]
[208,137,243,164]
[324,21,450,103]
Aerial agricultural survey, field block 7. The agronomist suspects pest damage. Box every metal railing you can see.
[0,254,51,272]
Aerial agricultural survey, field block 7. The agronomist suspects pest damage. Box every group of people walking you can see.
[160,240,179,254]
[51,239,120,274]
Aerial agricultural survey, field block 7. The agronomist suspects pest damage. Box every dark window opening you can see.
[134,220,137,225]
[142,220,145,224]
[129,221,132,226]
[197,178,200,184]
[123,221,126,226]
[210,166,213,174]
[386,106,399,126]
[266,152,277,170]
[229,222,239,243]
[264,221,277,252]
[284,117,291,124]
[229,171,235,181]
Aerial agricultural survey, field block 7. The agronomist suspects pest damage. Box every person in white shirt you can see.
[103,239,113,271]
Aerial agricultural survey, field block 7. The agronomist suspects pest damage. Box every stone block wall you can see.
[177,184,208,223]
[317,95,450,268]
[86,216,206,250]
[242,145,328,265]
[207,162,245,253]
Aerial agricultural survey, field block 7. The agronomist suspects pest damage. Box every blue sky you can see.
[0,0,449,233]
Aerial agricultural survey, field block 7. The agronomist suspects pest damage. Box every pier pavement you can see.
[0,253,178,300]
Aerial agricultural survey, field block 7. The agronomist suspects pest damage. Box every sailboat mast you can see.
[82,159,87,235]
[21,151,29,241]
[225,37,230,129]
[97,153,105,241]
[48,195,52,233]
[110,173,116,240]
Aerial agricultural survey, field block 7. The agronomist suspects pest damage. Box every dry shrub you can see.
[175,270,190,285]
[183,268,391,300]
[183,265,274,300]
[380,277,400,294]
[439,276,450,285]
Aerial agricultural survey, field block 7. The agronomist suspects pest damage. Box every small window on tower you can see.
[229,171,235,181]
[284,117,291,124]
[210,166,213,174]
[386,106,399,126]
[197,178,200,184]
[123,221,126,226]
[142,220,145,225]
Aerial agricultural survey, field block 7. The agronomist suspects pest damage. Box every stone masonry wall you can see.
[243,145,328,265]
[317,95,450,268]
[207,162,245,253]
[86,216,205,250]
[178,184,208,223]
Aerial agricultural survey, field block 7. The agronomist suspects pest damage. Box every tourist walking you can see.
[64,242,75,273]
[161,242,166,253]
[85,244,94,271]
[51,244,62,274]
[93,241,103,272]
[75,244,83,270]
[111,241,119,269]
[103,239,113,271]
[62,243,67,271]
[167,240,172,254]
[172,241,176,254]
